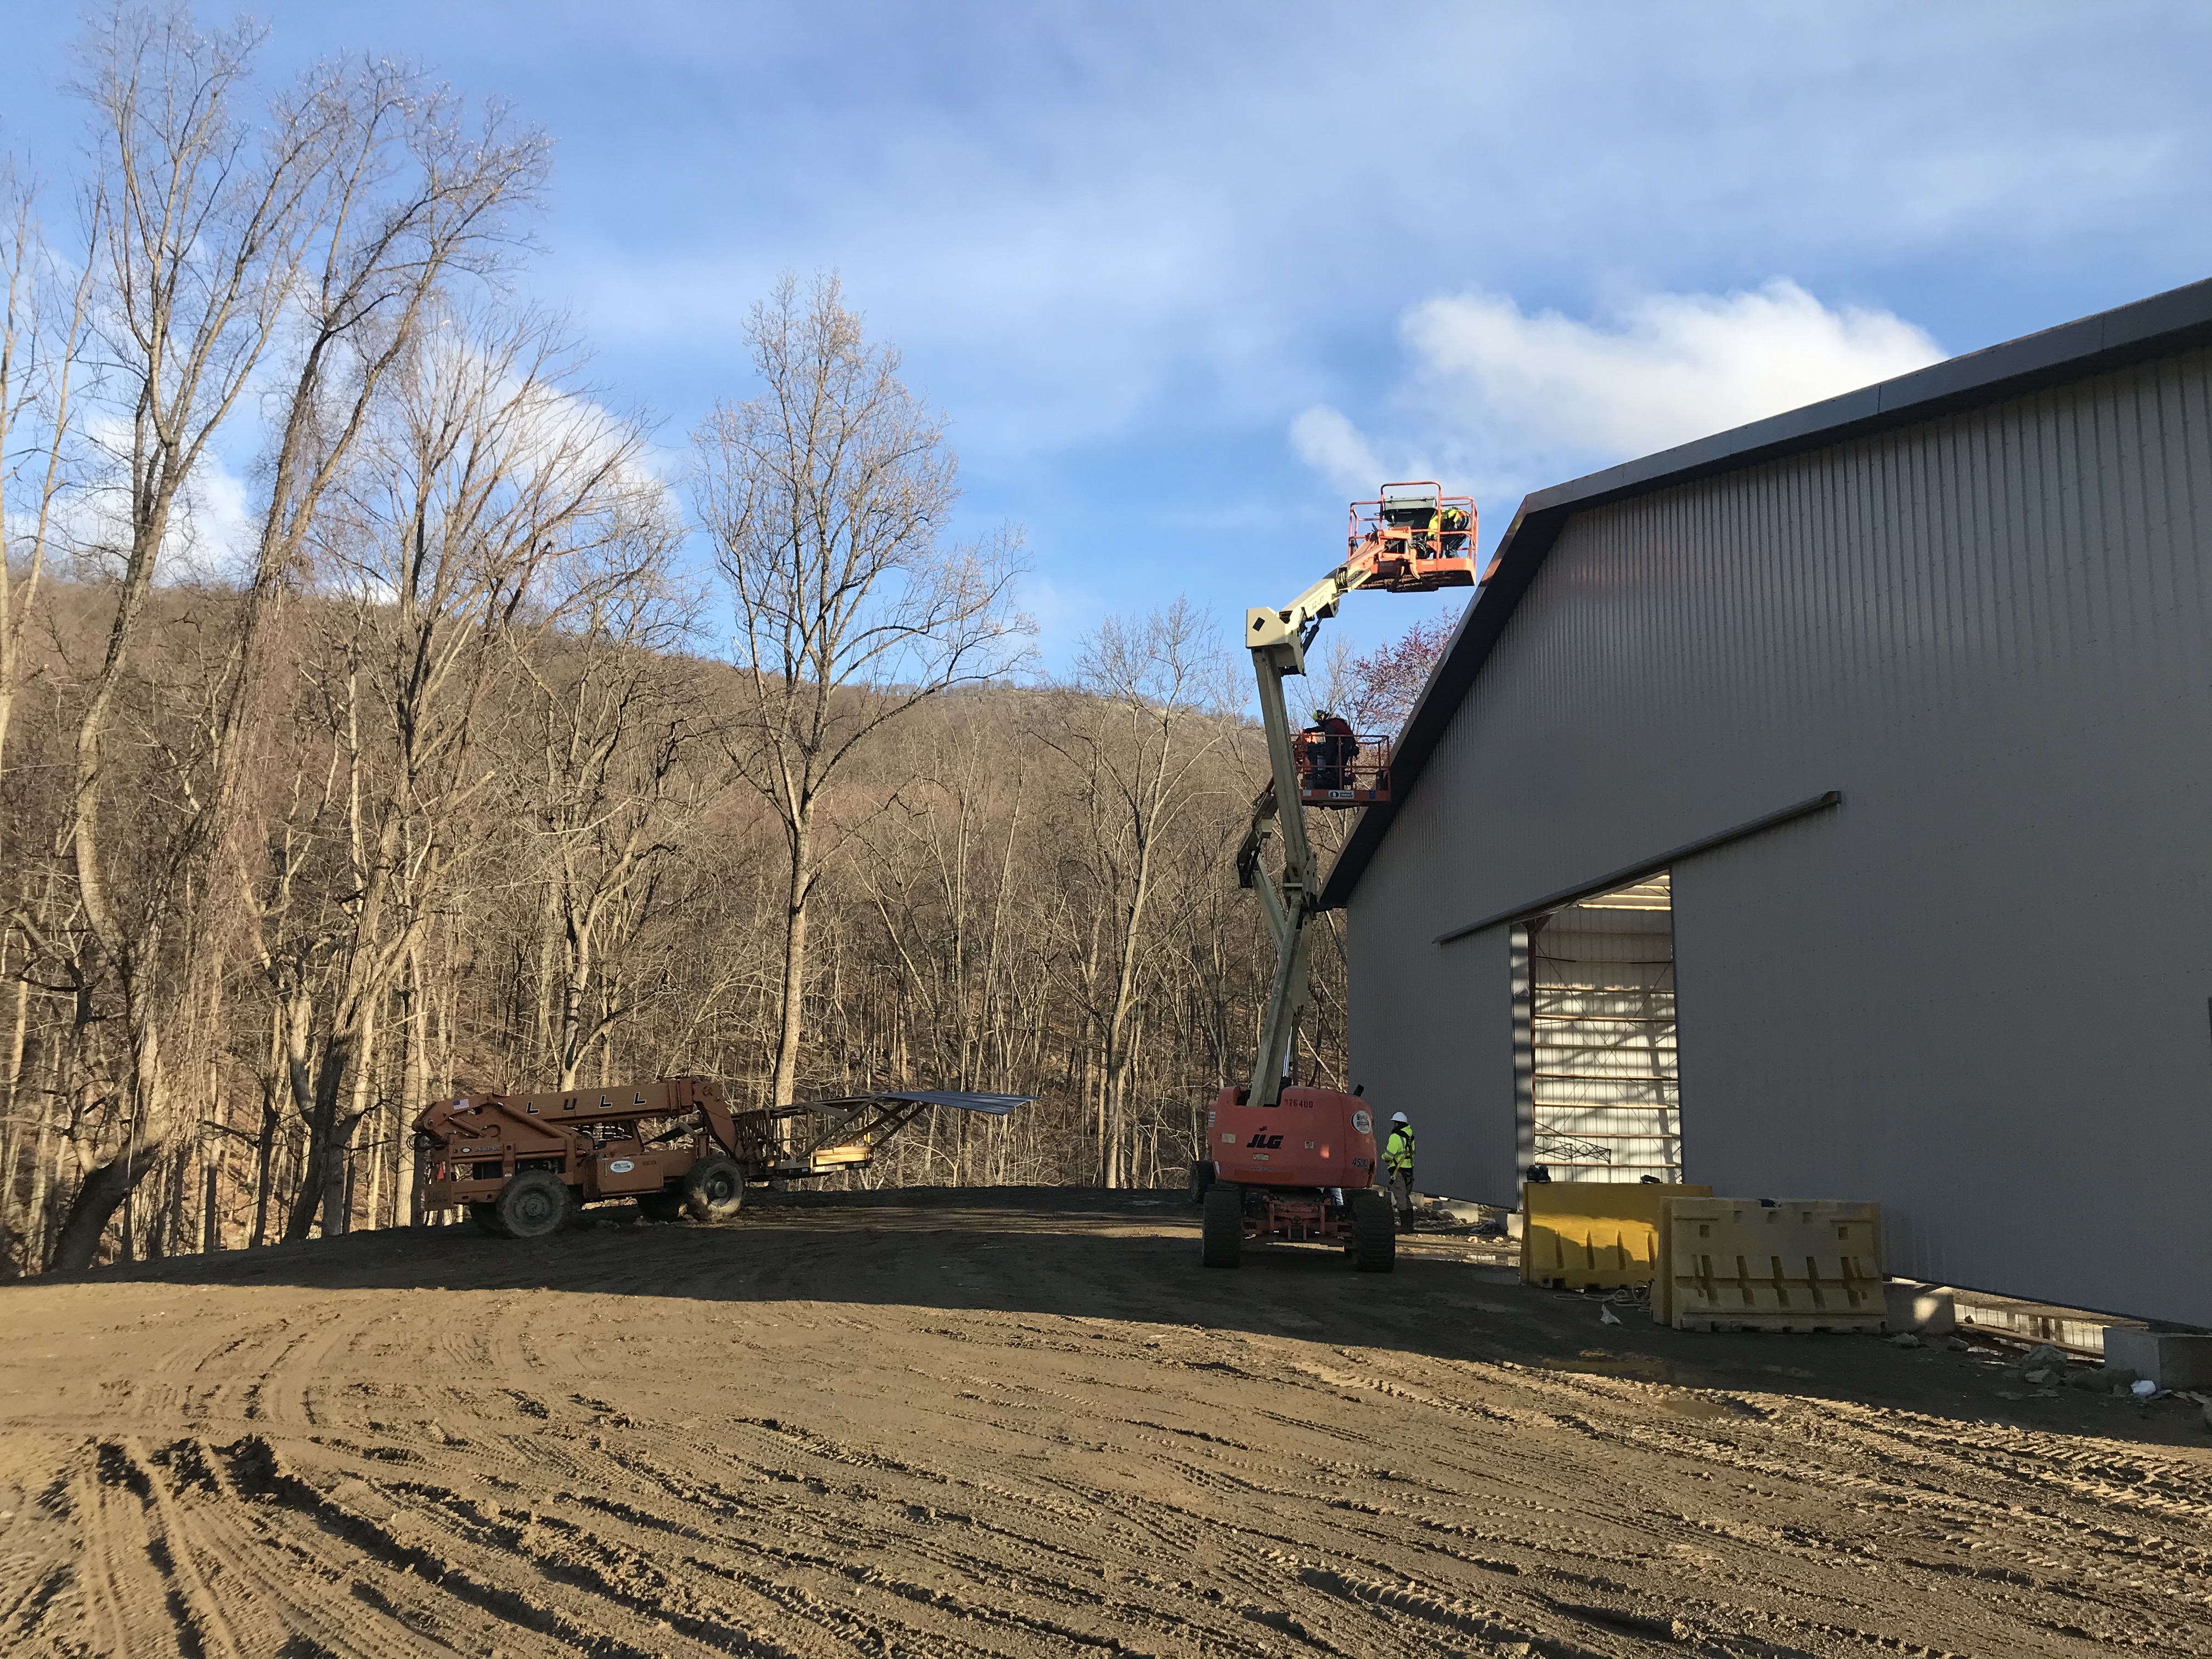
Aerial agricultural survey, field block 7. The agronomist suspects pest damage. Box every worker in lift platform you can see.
[1381,1111,1416,1223]
[1410,502,1469,559]
[1304,708,1356,790]
[1438,503,1470,557]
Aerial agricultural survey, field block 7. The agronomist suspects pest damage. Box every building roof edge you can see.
[1317,276,2212,911]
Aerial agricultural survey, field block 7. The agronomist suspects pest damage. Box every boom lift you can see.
[1192,484,1478,1269]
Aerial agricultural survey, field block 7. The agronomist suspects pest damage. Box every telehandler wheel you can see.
[469,1201,509,1237]
[495,1170,573,1240]
[637,1190,686,1223]
[1201,1182,1243,1268]
[1347,1188,1396,1273]
[682,1155,745,1223]
[1186,1160,1217,1206]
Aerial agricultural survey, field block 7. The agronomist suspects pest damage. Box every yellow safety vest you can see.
[1384,1124,1415,1172]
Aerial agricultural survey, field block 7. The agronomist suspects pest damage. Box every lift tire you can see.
[682,1155,745,1224]
[637,1190,686,1223]
[1201,1183,1243,1268]
[469,1201,509,1237]
[1347,1188,1396,1273]
[495,1171,573,1240]
[1186,1160,1217,1206]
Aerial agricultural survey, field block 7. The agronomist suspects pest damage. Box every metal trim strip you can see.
[1432,790,1841,946]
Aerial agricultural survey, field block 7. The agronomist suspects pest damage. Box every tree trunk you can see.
[202,1136,224,1254]
[25,1038,61,1271]
[771,810,814,1109]
[49,972,168,1271]
[250,1009,283,1249]
[0,967,26,1268]
[401,946,426,1227]
[317,997,379,1238]
[47,1139,154,1271]
[360,1097,385,1232]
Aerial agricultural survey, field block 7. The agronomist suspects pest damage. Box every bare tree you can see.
[1046,599,1238,1185]
[199,57,550,923]
[46,8,342,1269]
[258,304,651,1238]
[0,165,97,779]
[692,272,1030,1109]
[0,20,1363,1267]
[514,512,707,1087]
[0,165,98,1270]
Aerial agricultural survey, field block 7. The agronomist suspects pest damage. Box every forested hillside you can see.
[0,9,1446,1273]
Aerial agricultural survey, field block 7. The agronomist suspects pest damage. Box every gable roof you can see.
[1317,276,2212,911]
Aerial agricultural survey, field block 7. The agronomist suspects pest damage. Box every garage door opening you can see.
[1513,873,1680,1183]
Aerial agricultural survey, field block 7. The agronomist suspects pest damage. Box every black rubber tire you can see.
[637,1190,686,1223]
[468,1201,509,1237]
[682,1155,745,1223]
[1201,1182,1243,1268]
[495,1170,573,1240]
[1347,1188,1396,1273]
[1186,1160,1217,1206]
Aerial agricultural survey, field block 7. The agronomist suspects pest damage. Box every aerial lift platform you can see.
[1192,483,1478,1270]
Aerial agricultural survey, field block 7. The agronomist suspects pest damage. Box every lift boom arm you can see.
[1239,566,1363,1106]
[1238,487,1479,1107]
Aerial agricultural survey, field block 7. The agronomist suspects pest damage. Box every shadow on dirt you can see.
[16,1185,2206,1450]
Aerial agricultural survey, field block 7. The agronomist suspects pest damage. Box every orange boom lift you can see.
[1191,483,1478,1269]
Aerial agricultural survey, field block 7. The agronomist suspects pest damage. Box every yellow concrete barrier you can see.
[1655,1198,1885,1331]
[1520,1181,1713,1290]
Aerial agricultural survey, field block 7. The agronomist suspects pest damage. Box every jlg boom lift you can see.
[1191,483,1478,1270]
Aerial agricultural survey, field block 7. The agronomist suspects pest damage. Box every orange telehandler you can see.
[1191,484,1479,1270]
[413,1078,1031,1239]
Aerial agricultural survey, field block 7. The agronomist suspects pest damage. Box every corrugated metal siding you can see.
[1346,856,1513,1206]
[1346,345,2212,1325]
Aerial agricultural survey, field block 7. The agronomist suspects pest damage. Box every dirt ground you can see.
[5,1190,2212,1658]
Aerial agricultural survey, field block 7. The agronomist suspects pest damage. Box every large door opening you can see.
[1514,873,1680,1183]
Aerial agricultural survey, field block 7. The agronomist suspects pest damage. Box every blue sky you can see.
[4,1,2210,670]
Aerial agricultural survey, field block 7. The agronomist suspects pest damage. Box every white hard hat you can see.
[1390,1111,1408,1123]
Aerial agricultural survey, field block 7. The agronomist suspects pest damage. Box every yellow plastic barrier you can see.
[1520,1181,1712,1290]
[1655,1199,1885,1332]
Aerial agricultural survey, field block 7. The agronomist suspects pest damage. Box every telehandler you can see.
[1192,484,1479,1271]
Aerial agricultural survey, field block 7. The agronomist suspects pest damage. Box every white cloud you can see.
[171,455,258,581]
[1296,280,1945,514]
[1288,405,1386,498]
[9,414,262,584]
[1406,280,1943,458]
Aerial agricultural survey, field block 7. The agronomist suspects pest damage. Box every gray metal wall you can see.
[1346,345,2212,1326]
[1346,840,1513,1205]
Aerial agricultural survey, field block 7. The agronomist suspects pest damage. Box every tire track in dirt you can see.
[7,1194,2212,1655]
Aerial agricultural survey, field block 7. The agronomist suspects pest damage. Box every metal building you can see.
[1321,279,2212,1328]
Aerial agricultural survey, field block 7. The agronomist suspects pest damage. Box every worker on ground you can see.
[1303,708,1356,791]
[1382,1110,1416,1222]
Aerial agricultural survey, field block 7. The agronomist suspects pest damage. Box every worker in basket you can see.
[1382,1110,1417,1222]
[1408,501,1468,560]
[1303,708,1356,791]
[1438,502,1470,557]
